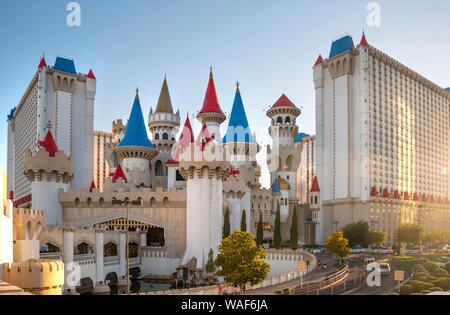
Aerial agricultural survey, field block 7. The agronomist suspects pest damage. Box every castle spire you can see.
[38,54,47,68]
[38,131,59,157]
[360,31,368,47]
[198,67,224,115]
[313,54,324,67]
[155,76,174,113]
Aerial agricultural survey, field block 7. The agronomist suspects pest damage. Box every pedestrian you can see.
[317,260,321,270]
[323,261,327,270]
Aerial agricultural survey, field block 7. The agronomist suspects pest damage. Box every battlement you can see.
[2,259,64,295]
[59,186,187,207]
[24,149,73,183]
[14,207,46,241]
[14,208,45,218]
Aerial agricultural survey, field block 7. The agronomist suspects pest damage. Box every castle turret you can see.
[115,89,158,187]
[24,130,73,225]
[222,83,260,232]
[309,176,320,223]
[0,177,13,272]
[196,68,226,140]
[179,124,229,268]
[266,94,301,206]
[148,77,181,188]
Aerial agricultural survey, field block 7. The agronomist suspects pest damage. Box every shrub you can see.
[413,272,430,278]
[413,265,428,274]
[399,284,415,295]
[410,293,423,295]
[420,290,432,295]
[425,276,439,283]
[412,277,428,282]
[432,268,449,277]
[407,280,434,292]
[431,278,450,290]
[429,287,444,292]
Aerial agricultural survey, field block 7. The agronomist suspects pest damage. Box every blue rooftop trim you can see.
[7,107,16,121]
[222,87,257,144]
[54,57,77,75]
[294,132,309,143]
[118,94,155,149]
[272,178,280,193]
[329,35,355,58]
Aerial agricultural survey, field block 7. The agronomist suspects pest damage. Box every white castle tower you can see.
[0,175,13,273]
[266,94,301,222]
[115,89,158,187]
[222,83,260,232]
[196,68,226,140]
[23,130,73,225]
[179,124,229,268]
[148,77,181,188]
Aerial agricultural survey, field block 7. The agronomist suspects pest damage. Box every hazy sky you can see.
[1,0,449,187]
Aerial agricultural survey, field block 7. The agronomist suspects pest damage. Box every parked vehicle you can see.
[362,256,375,265]
[374,247,394,255]
[405,247,423,255]
[351,246,367,254]
[379,263,391,276]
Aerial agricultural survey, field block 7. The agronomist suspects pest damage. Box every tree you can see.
[325,231,351,264]
[396,223,423,245]
[343,221,386,247]
[241,209,247,232]
[256,213,264,246]
[215,231,270,293]
[223,206,230,239]
[205,248,216,274]
[273,200,281,249]
[290,207,298,250]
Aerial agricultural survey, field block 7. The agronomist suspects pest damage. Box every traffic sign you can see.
[394,270,405,282]
[298,261,306,273]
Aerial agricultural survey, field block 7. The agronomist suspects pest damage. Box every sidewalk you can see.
[246,257,338,295]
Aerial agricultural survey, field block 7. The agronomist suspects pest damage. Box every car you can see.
[379,263,391,276]
[405,247,423,255]
[361,255,375,264]
[374,247,394,255]
[351,246,367,254]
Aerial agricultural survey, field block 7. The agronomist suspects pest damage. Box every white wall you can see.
[31,181,67,225]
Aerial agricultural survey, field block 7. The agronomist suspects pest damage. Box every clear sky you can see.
[1,0,449,187]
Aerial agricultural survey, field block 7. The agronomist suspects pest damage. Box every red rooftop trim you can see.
[38,56,47,68]
[87,69,96,80]
[112,164,127,183]
[313,55,324,67]
[199,70,224,115]
[271,94,297,110]
[89,181,96,192]
[39,131,59,157]
[360,34,368,47]
[8,191,14,200]
[196,123,212,151]
[370,186,378,197]
[382,188,390,198]
[310,176,320,193]
[403,192,410,200]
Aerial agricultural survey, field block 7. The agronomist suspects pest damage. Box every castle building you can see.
[7,56,96,207]
[313,34,450,244]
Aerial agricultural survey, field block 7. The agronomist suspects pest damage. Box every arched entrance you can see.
[104,242,118,257]
[76,277,94,295]
[146,227,165,247]
[105,272,118,295]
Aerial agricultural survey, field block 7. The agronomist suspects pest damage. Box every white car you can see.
[351,247,367,254]
[361,256,375,264]
[379,263,391,276]
[374,247,393,255]
[405,247,423,255]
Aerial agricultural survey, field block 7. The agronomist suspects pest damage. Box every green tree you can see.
[343,221,386,247]
[223,207,230,239]
[215,231,270,293]
[325,231,351,264]
[273,201,281,249]
[397,224,423,245]
[205,248,216,274]
[256,213,264,246]
[290,207,298,250]
[241,209,247,232]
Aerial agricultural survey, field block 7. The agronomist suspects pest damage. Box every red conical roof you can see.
[38,56,47,68]
[360,33,368,47]
[38,131,58,157]
[198,69,224,115]
[112,164,127,183]
[403,192,410,200]
[370,186,378,197]
[313,54,324,67]
[271,94,297,110]
[87,69,96,80]
[171,115,195,162]
[382,188,390,198]
[89,181,96,192]
[196,123,212,151]
[310,176,320,193]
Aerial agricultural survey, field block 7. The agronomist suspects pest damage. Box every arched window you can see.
[162,133,169,140]
[285,116,291,124]
[286,155,294,171]
[277,117,283,124]
[155,133,160,140]
[155,160,164,176]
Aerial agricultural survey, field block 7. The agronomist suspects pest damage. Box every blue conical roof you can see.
[272,178,280,193]
[222,85,256,144]
[118,91,154,148]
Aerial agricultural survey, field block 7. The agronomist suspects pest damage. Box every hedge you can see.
[429,287,444,292]
[399,285,415,295]
[432,268,449,277]
[407,280,434,291]
[431,278,450,290]
[423,262,439,273]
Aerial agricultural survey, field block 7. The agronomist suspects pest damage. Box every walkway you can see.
[246,254,337,295]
